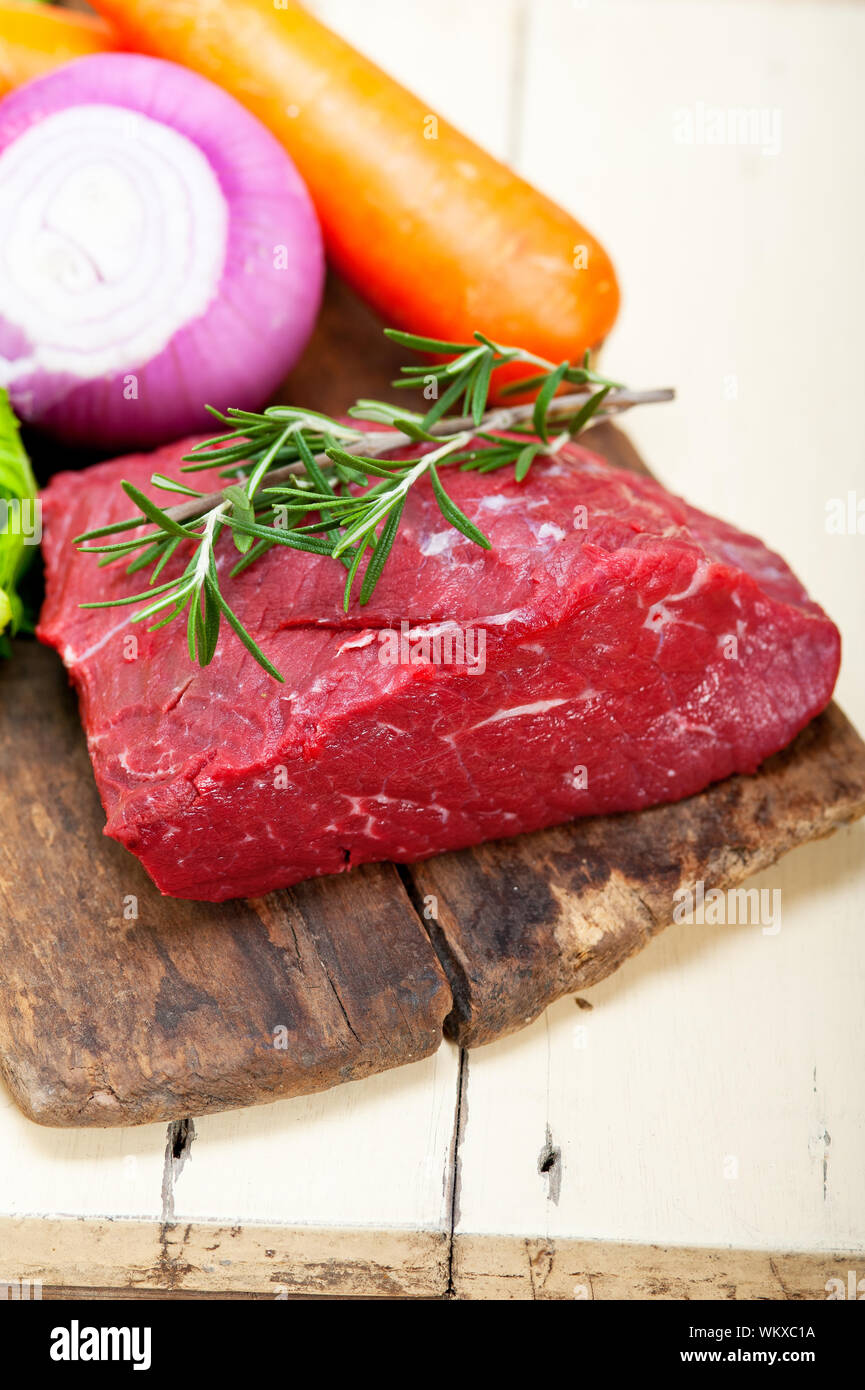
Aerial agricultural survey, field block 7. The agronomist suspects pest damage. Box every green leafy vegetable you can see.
[0,391,38,658]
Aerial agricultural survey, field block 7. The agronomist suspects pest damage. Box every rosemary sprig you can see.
[76,329,674,680]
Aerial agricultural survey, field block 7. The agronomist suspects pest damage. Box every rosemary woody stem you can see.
[167,386,673,526]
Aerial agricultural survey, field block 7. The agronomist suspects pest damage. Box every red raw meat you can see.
[38,436,840,901]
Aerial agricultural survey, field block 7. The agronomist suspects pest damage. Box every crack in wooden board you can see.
[0,643,452,1127]
[402,420,865,1046]
[407,700,865,1047]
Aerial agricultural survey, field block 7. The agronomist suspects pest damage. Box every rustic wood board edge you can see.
[450,1233,863,1301]
[34,1287,426,1301]
[1,1215,858,1301]
[409,700,865,1048]
[0,1216,449,1299]
[401,418,865,1047]
[0,641,453,1128]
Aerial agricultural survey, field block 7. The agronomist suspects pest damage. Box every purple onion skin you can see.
[0,54,325,450]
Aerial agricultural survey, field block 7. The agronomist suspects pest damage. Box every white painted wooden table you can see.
[2,0,863,1300]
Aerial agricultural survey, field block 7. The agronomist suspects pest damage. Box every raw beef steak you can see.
[38,435,840,901]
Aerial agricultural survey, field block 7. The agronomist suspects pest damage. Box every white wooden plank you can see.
[0,1048,462,1239]
[451,1235,859,1301]
[0,1216,449,1296]
[456,822,865,1250]
[456,0,865,1252]
[172,1046,460,1231]
[0,1085,166,1220]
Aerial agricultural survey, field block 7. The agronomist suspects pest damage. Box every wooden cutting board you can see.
[2,278,865,1128]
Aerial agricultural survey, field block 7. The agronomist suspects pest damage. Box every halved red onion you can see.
[0,54,324,449]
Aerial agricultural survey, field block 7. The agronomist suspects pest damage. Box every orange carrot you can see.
[89,0,620,389]
[0,2,119,96]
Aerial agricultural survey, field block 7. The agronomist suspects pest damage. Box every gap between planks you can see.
[152,868,469,1293]
[394,859,470,1293]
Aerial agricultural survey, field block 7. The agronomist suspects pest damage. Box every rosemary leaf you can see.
[224,484,257,555]
[470,351,494,426]
[383,329,474,354]
[428,463,491,550]
[418,368,468,428]
[227,518,335,554]
[567,384,613,437]
[533,362,568,444]
[342,537,370,612]
[323,447,403,481]
[515,443,542,482]
[121,482,195,539]
[359,497,405,605]
[229,536,277,578]
[151,536,182,583]
[211,586,284,683]
[151,474,204,497]
[80,577,186,610]
[126,537,171,576]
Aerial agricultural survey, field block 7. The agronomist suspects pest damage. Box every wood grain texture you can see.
[407,420,865,1046]
[410,701,865,1048]
[0,642,451,1127]
[2,1213,857,1300]
[0,1216,449,1298]
[450,1234,862,1301]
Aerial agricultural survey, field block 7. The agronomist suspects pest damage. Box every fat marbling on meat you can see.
[38,435,840,901]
